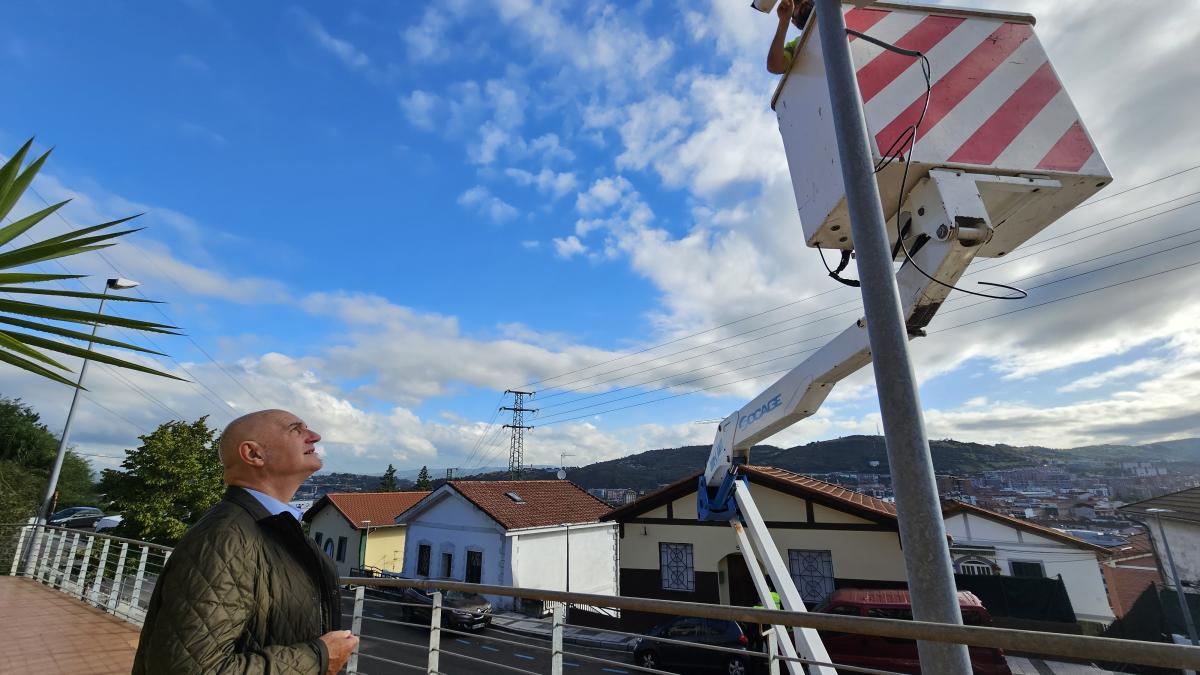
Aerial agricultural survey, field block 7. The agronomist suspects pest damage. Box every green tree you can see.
[414,465,431,491]
[379,464,399,492]
[0,139,184,386]
[0,397,95,523]
[98,416,223,545]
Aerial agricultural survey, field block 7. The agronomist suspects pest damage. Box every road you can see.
[343,596,642,675]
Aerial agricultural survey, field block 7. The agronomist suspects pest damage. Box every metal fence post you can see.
[90,537,111,605]
[812,0,971,671]
[767,628,779,675]
[75,535,95,597]
[42,530,65,584]
[129,545,150,617]
[107,542,129,614]
[347,585,365,675]
[427,591,442,674]
[61,532,81,590]
[9,525,30,576]
[551,602,565,675]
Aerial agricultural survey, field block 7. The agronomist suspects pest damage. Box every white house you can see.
[1120,487,1200,596]
[303,491,429,578]
[942,500,1115,625]
[395,480,616,609]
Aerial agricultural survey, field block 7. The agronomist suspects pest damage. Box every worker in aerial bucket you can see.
[767,0,815,74]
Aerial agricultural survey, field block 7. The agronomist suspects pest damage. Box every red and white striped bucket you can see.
[775,2,1111,254]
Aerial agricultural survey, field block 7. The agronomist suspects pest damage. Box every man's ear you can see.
[238,440,266,467]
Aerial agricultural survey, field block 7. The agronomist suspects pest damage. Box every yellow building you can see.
[303,491,429,578]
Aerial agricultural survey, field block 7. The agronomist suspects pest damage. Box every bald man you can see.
[133,410,359,675]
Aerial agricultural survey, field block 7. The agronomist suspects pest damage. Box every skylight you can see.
[505,491,525,503]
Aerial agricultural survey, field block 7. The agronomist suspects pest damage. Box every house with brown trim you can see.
[942,500,1115,625]
[600,466,908,613]
[395,480,616,609]
[601,466,1116,628]
[302,491,429,577]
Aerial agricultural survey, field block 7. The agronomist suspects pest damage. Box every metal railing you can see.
[6,522,1200,674]
[4,522,170,627]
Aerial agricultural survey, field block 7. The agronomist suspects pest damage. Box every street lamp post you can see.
[24,278,140,573]
[1147,508,1199,646]
[362,520,371,571]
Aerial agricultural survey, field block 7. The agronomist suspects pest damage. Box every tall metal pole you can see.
[812,1,971,671]
[36,289,108,527]
[1153,513,1199,645]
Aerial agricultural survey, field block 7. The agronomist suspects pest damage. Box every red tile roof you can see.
[448,480,612,530]
[1102,564,1161,618]
[303,491,430,529]
[743,466,898,519]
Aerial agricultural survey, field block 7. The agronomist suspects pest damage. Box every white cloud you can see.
[399,90,440,131]
[505,167,577,198]
[402,0,470,62]
[553,235,586,259]
[292,8,371,71]
[178,121,228,146]
[458,185,519,223]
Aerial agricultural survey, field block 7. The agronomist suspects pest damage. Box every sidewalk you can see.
[491,611,638,651]
[0,576,140,674]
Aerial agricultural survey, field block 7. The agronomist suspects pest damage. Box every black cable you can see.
[847,28,1026,301]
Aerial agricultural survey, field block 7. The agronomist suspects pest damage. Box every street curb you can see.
[489,619,635,652]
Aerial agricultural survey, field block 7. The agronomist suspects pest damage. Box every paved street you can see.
[346,596,644,675]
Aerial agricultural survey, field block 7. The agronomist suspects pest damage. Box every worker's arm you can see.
[767,0,795,74]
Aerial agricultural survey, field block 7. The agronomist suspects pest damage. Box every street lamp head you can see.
[107,278,140,290]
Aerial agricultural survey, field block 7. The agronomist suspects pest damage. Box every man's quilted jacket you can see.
[132,486,342,674]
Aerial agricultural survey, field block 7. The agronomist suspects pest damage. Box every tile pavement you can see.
[0,576,139,674]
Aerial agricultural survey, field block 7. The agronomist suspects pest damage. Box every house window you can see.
[336,536,348,563]
[960,560,994,576]
[660,543,694,591]
[314,532,323,545]
[417,544,431,576]
[466,550,483,584]
[442,552,454,578]
[1010,561,1045,578]
[788,549,835,604]
[323,539,335,557]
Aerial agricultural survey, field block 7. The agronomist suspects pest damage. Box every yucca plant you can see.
[0,138,182,387]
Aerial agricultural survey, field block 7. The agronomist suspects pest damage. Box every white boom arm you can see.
[699,170,1061,673]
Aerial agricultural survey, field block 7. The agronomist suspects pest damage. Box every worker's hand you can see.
[320,630,359,675]
[777,0,794,22]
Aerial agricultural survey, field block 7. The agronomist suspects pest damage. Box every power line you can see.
[519,170,1200,393]
[528,193,1200,402]
[532,198,1200,411]
[1076,163,1200,208]
[532,253,1200,429]
[28,186,267,410]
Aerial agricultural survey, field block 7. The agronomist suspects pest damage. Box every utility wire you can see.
[29,186,267,410]
[532,198,1200,409]
[525,257,1199,431]
[531,246,1200,426]
[519,170,1200,392]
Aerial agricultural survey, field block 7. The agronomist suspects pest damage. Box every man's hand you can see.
[776,0,795,22]
[320,630,360,675]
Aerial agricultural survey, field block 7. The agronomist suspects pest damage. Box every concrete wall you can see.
[1148,518,1200,589]
[308,507,360,578]
[945,512,1114,623]
[617,482,906,608]
[363,527,407,573]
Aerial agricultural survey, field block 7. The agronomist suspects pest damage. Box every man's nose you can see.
[308,429,322,443]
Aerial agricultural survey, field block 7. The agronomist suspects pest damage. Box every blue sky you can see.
[1,0,1199,476]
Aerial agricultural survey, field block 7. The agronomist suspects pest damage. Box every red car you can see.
[815,589,1012,675]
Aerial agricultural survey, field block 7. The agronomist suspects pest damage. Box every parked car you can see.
[350,568,493,631]
[815,589,1012,675]
[49,506,104,529]
[631,616,755,674]
[94,515,123,532]
[399,586,493,631]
